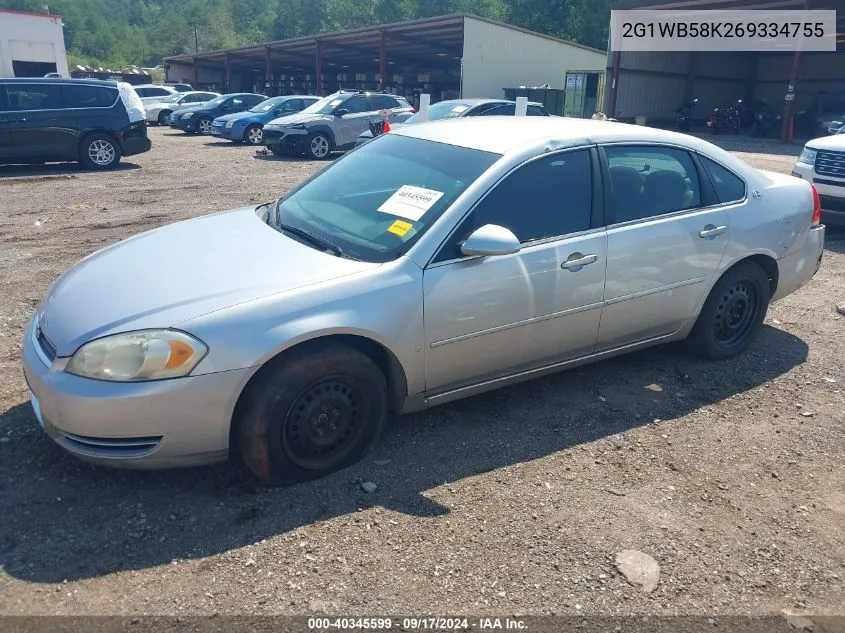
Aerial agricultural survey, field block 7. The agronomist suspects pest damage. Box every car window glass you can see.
[604,145,701,223]
[343,96,368,113]
[230,98,243,107]
[149,87,170,97]
[700,156,746,203]
[6,84,62,110]
[437,150,592,262]
[368,95,400,110]
[61,85,116,108]
[135,88,150,97]
[476,104,515,116]
[277,99,301,113]
[527,105,547,116]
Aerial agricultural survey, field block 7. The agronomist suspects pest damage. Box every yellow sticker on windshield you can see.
[387,219,413,237]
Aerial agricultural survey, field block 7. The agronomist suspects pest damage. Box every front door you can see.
[0,87,11,160]
[423,148,607,393]
[334,95,374,148]
[596,144,731,351]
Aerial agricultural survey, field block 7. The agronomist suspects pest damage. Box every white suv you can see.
[792,134,845,226]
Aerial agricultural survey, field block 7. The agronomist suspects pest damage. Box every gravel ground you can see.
[0,128,843,618]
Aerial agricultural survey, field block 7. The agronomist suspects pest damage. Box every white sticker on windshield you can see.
[378,185,445,221]
[450,105,469,113]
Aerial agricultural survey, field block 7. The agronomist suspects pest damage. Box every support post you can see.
[191,56,198,89]
[684,52,697,102]
[379,30,387,91]
[607,51,621,117]
[315,39,322,96]
[781,0,812,142]
[265,46,272,94]
[225,53,231,93]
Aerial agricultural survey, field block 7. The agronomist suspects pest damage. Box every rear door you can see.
[334,95,372,147]
[596,144,730,351]
[5,82,74,160]
[0,86,11,160]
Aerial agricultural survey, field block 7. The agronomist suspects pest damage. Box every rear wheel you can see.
[307,132,332,160]
[237,344,388,486]
[79,133,121,170]
[197,117,213,135]
[687,261,770,359]
[245,125,264,145]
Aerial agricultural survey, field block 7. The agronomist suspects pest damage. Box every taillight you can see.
[810,183,822,227]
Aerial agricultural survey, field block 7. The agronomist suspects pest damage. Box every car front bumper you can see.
[21,317,249,469]
[209,124,241,141]
[170,118,198,132]
[791,162,845,226]
[263,127,307,150]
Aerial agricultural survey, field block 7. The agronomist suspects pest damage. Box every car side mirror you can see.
[460,224,521,257]
[334,108,350,117]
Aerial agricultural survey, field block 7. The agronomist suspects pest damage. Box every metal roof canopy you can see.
[164,13,603,74]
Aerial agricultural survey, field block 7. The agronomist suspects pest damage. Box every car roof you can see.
[0,77,118,88]
[133,83,175,89]
[220,92,264,97]
[443,98,543,107]
[394,116,752,168]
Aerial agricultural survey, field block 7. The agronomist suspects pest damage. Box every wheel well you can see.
[309,126,335,147]
[743,254,779,297]
[228,334,408,456]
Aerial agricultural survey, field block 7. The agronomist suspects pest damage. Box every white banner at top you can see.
[610,10,837,52]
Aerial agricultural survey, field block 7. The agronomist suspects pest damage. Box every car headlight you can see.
[66,330,207,382]
[798,147,817,165]
[182,112,194,119]
[225,119,236,128]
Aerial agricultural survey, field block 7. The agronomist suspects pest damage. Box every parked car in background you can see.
[210,95,319,145]
[167,83,194,93]
[796,92,845,138]
[791,133,845,226]
[262,90,414,159]
[132,84,178,106]
[355,98,549,147]
[170,93,266,135]
[0,78,151,170]
[144,91,219,125]
[22,118,824,485]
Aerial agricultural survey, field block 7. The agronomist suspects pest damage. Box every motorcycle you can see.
[751,102,783,137]
[707,101,741,134]
[674,98,699,131]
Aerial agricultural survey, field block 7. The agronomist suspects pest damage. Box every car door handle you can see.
[699,225,727,238]
[9,117,27,123]
[561,253,599,270]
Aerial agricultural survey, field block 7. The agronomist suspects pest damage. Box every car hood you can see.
[806,134,845,151]
[267,112,328,126]
[215,111,255,123]
[39,207,378,356]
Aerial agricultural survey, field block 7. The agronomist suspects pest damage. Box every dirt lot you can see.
[0,128,843,617]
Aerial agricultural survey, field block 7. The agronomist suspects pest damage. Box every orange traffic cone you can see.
[383,119,390,133]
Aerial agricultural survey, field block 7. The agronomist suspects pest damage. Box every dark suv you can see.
[169,93,266,135]
[0,78,151,170]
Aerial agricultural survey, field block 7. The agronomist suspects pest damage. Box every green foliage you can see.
[0,0,614,68]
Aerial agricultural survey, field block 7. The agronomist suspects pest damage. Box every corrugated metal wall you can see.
[461,17,606,99]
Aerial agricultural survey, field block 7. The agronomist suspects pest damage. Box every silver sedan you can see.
[22,117,825,485]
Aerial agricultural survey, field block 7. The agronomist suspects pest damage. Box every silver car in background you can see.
[22,118,825,485]
[144,91,220,125]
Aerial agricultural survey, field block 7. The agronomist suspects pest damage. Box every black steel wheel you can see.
[687,261,770,359]
[237,343,388,486]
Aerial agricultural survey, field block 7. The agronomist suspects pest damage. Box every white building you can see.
[0,8,68,78]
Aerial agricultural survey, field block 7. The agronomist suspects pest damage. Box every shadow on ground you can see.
[0,326,808,583]
[0,162,140,179]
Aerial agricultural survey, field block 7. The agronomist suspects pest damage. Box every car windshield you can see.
[161,93,183,103]
[250,96,284,113]
[207,96,228,107]
[272,134,499,263]
[302,94,347,115]
[404,101,475,124]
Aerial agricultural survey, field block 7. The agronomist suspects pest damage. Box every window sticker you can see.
[387,219,413,237]
[377,185,445,221]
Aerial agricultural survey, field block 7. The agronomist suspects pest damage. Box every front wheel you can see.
[245,125,263,145]
[158,110,172,125]
[307,132,332,160]
[197,117,213,135]
[687,261,770,360]
[237,344,388,486]
[79,133,121,170]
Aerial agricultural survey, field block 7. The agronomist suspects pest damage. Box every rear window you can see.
[137,87,171,97]
[701,156,746,203]
[5,84,62,111]
[62,85,117,108]
[368,95,400,110]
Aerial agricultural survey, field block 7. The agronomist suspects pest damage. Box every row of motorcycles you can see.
[673,98,782,137]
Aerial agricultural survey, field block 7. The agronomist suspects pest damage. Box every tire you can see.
[237,344,388,486]
[245,125,264,146]
[79,133,121,170]
[687,261,770,360]
[197,117,213,135]
[307,132,332,160]
[158,110,172,125]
